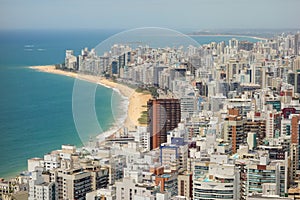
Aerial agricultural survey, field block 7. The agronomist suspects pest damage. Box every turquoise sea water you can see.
[0,29,260,178]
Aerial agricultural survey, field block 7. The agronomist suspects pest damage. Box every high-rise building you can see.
[291,114,300,182]
[266,99,281,112]
[44,155,60,172]
[147,99,181,150]
[244,119,266,145]
[235,161,247,200]
[155,173,178,196]
[226,59,240,82]
[160,138,188,172]
[224,108,245,154]
[99,56,110,73]
[294,56,300,72]
[295,33,299,56]
[195,81,208,97]
[115,177,155,200]
[266,108,281,138]
[292,57,300,93]
[238,41,254,51]
[82,165,109,191]
[65,50,77,70]
[134,126,150,151]
[50,168,92,200]
[177,172,193,199]
[111,60,118,75]
[193,163,240,200]
[247,132,257,150]
[153,65,167,87]
[103,155,126,185]
[29,169,56,200]
[247,156,285,196]
[180,93,196,120]
[295,71,300,94]
[229,38,239,49]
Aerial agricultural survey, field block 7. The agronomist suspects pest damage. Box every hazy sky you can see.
[0,0,299,30]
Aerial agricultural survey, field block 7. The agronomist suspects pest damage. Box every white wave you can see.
[97,82,113,89]
[95,88,129,143]
[24,45,34,48]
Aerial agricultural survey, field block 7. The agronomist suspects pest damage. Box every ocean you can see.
[0,29,260,178]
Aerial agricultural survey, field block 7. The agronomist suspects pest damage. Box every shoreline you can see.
[188,34,268,41]
[29,65,151,143]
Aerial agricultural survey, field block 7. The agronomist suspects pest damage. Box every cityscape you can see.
[1,30,300,200]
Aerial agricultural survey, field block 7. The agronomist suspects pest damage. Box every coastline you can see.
[29,65,151,143]
[188,34,268,41]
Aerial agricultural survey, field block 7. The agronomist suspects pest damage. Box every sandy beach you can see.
[29,65,78,78]
[29,65,151,140]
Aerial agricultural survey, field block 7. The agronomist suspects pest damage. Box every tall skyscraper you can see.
[147,99,181,150]
[295,33,299,56]
[290,114,300,182]
[177,172,193,199]
[224,108,245,154]
[294,56,300,71]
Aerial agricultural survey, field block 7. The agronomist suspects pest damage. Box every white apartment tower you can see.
[193,163,240,200]
[29,169,56,200]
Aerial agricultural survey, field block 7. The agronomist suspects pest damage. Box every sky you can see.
[0,0,299,30]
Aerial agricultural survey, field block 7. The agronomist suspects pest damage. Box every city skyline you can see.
[2,0,300,199]
[1,28,300,199]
